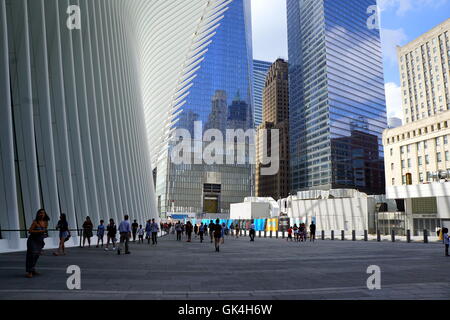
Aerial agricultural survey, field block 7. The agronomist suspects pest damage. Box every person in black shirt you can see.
[310,221,316,242]
[131,220,139,242]
[105,219,117,251]
[209,220,215,243]
[213,219,223,252]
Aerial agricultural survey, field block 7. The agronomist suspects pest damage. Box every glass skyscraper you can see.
[155,0,254,216]
[287,0,387,195]
[253,60,272,127]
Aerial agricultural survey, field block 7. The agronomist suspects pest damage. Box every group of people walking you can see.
[287,222,316,242]
[25,209,161,278]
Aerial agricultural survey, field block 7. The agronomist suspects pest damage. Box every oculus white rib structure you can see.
[0,0,230,252]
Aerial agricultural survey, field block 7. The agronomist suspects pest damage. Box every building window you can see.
[436,137,441,146]
[402,176,407,185]
[425,155,430,164]
[407,145,411,153]
[437,152,442,162]
[392,178,395,185]
[445,135,448,145]
[446,151,450,162]
[419,172,424,182]
[402,160,406,169]
[390,148,393,156]
[424,141,428,149]
[418,156,423,166]
[401,146,405,154]
[391,163,394,170]
[407,159,412,168]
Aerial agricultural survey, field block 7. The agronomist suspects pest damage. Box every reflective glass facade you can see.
[156,0,254,215]
[253,59,272,127]
[287,0,387,195]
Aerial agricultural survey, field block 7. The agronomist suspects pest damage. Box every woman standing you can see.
[82,216,93,248]
[54,214,69,256]
[26,209,49,278]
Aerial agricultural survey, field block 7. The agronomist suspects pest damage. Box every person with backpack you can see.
[96,220,105,248]
[54,213,69,256]
[105,219,117,251]
[213,219,223,252]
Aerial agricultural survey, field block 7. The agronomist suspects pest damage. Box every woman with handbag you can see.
[54,214,69,256]
[26,209,49,278]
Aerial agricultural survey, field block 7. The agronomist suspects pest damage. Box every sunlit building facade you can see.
[253,59,272,127]
[0,0,230,251]
[287,0,387,195]
[155,0,254,216]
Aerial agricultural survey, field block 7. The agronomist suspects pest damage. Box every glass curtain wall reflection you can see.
[155,0,254,216]
[287,0,387,195]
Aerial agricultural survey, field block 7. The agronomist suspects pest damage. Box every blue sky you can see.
[251,0,450,120]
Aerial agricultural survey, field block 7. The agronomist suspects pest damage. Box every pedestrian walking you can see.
[185,221,193,242]
[132,219,139,242]
[137,224,145,244]
[213,219,223,252]
[82,216,93,248]
[293,224,299,242]
[249,222,256,242]
[221,222,226,244]
[230,222,234,236]
[209,220,215,243]
[96,220,105,248]
[309,221,316,242]
[25,209,49,278]
[175,221,182,241]
[194,224,199,239]
[54,213,69,256]
[145,220,152,244]
[118,215,131,255]
[443,228,449,257]
[287,226,293,242]
[150,218,159,245]
[235,223,240,238]
[105,219,117,251]
[199,222,205,243]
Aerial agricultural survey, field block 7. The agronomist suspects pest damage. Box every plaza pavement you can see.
[0,233,449,300]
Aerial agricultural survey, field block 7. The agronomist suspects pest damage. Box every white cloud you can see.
[385,82,403,119]
[380,28,408,65]
[251,0,288,62]
[378,0,449,16]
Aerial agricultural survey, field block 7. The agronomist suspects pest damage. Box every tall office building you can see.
[0,0,229,250]
[256,59,290,199]
[397,18,450,124]
[287,0,387,195]
[155,0,254,216]
[253,60,272,127]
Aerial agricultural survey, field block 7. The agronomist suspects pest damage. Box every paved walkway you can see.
[0,234,449,300]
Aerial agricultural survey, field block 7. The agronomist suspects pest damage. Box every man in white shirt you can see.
[118,215,131,255]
